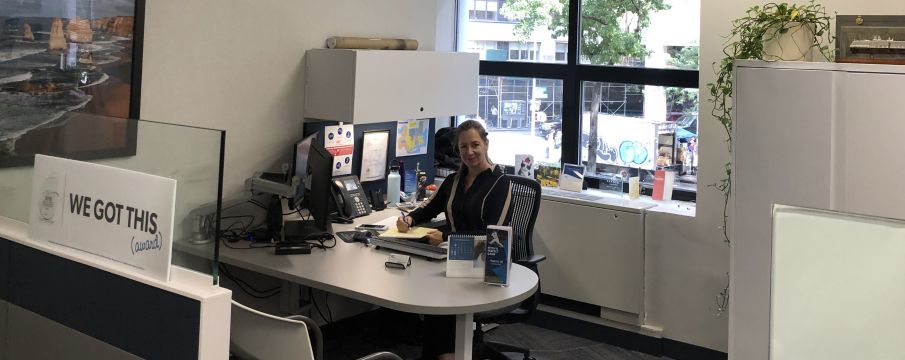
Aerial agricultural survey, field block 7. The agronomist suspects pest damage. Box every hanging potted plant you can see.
[706,1,833,315]
[708,0,834,245]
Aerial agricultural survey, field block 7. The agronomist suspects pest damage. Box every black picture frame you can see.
[0,0,145,168]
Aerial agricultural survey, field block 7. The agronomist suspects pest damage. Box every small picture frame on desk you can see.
[559,163,584,192]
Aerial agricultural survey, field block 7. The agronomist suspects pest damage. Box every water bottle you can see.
[387,165,401,206]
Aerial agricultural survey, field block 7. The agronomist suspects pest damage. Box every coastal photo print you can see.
[0,0,144,167]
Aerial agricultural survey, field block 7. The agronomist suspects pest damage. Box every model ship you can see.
[850,36,905,54]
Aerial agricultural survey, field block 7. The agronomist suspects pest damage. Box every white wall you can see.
[699,1,905,358]
[140,0,439,197]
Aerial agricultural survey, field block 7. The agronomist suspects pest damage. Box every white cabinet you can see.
[534,198,645,315]
[304,49,479,124]
[730,60,905,360]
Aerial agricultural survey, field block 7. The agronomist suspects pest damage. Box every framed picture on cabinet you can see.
[837,15,905,65]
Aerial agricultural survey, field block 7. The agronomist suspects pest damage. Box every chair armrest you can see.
[515,254,546,266]
[358,351,403,360]
[286,314,323,360]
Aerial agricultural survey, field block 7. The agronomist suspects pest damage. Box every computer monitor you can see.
[284,133,333,239]
[289,133,316,209]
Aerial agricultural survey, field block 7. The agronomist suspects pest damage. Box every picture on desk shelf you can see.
[559,163,584,192]
[395,119,429,157]
[0,0,145,168]
[514,154,534,179]
[535,162,560,188]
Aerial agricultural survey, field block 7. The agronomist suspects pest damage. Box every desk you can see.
[177,209,538,360]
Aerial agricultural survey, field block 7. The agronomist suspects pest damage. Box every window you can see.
[457,0,700,198]
[467,0,513,22]
[554,43,567,63]
[472,76,563,165]
[508,42,539,61]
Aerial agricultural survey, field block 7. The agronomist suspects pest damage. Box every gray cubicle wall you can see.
[303,119,438,197]
[0,239,7,359]
[0,236,202,359]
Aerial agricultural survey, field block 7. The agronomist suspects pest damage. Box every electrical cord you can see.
[305,234,337,250]
[247,198,268,210]
[324,292,334,323]
[309,287,329,324]
[219,264,280,299]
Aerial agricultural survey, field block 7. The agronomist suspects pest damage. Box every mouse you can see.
[352,230,371,243]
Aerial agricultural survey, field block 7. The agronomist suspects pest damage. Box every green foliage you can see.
[706,1,834,245]
[667,45,699,115]
[668,44,699,70]
[501,0,671,173]
[500,0,669,65]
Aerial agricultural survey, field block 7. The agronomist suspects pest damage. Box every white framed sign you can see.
[29,155,177,282]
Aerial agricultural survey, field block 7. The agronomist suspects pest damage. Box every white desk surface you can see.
[176,209,538,316]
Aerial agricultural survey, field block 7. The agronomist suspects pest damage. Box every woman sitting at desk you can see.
[397,119,512,360]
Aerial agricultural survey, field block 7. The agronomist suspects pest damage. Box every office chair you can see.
[230,300,402,360]
[473,175,546,360]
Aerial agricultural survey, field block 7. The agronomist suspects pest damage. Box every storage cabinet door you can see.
[731,65,835,359]
[353,51,478,124]
[839,72,905,220]
[533,200,644,314]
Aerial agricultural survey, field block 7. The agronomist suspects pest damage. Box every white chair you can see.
[230,300,402,360]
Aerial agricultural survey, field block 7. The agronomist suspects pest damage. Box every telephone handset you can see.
[331,175,371,219]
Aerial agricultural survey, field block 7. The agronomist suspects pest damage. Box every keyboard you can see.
[370,237,448,260]
[543,188,604,202]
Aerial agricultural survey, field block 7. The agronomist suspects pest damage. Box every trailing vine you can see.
[706,1,834,315]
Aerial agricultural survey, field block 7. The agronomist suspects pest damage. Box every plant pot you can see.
[762,22,815,61]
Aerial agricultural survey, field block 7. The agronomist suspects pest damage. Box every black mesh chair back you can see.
[473,175,545,360]
[507,175,542,267]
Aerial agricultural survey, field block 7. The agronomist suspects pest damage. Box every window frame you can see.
[455,0,699,198]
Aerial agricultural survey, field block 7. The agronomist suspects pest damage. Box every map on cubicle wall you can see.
[770,205,905,360]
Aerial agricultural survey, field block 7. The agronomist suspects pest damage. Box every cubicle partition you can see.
[0,116,230,359]
[302,119,437,197]
[0,115,226,276]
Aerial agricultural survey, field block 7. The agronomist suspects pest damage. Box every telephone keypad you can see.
[353,196,367,216]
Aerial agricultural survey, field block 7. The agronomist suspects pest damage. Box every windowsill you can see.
[541,186,696,217]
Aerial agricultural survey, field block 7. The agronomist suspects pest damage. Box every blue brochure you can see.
[484,225,512,286]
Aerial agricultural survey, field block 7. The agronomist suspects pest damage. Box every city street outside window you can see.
[457,0,699,197]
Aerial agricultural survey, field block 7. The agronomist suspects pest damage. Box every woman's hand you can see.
[425,229,444,246]
[396,216,413,232]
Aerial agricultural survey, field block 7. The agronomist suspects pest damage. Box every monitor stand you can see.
[282,219,331,242]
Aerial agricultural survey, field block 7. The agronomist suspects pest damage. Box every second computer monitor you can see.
[304,135,333,232]
[291,133,317,209]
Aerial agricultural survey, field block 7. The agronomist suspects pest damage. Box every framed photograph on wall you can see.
[360,130,389,182]
[0,0,145,168]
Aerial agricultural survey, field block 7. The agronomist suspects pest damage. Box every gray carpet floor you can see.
[485,323,668,360]
[321,314,672,360]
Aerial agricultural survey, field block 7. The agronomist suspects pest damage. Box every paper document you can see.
[379,226,433,239]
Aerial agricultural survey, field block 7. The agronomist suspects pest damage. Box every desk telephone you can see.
[332,175,371,218]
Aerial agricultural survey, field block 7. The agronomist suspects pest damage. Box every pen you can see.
[399,209,412,227]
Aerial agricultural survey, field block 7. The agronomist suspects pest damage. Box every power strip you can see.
[275,241,312,255]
